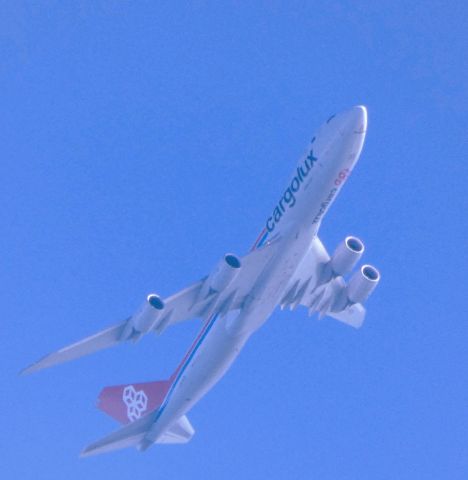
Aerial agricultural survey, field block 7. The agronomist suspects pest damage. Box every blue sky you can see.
[1,2,467,479]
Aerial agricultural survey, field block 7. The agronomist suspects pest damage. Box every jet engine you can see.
[330,236,365,276]
[199,253,242,299]
[120,294,165,340]
[346,264,380,304]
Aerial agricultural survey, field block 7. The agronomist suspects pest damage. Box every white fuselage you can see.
[146,106,368,443]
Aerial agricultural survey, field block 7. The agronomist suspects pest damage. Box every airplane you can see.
[22,105,380,457]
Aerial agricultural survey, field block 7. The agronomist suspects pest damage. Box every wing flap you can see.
[328,303,366,329]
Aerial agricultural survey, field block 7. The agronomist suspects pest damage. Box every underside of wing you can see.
[22,241,276,374]
[20,281,203,375]
[21,322,127,375]
[184,241,280,318]
[280,235,380,328]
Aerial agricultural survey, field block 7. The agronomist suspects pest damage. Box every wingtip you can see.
[19,364,38,376]
[19,353,51,375]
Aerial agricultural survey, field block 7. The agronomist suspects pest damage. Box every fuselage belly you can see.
[150,106,368,442]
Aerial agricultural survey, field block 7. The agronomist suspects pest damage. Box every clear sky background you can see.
[1,2,467,479]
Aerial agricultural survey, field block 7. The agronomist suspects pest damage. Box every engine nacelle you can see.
[121,294,165,340]
[330,236,365,276]
[199,253,242,298]
[346,265,380,304]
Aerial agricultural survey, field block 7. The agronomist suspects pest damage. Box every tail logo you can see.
[122,385,148,422]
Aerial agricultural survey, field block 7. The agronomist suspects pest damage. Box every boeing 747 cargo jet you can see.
[23,105,380,456]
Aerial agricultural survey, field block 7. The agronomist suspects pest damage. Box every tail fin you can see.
[98,380,171,425]
[83,379,196,456]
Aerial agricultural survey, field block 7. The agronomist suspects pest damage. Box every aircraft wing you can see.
[280,236,368,329]
[21,242,278,374]
[193,239,280,314]
[21,281,203,375]
[20,322,127,375]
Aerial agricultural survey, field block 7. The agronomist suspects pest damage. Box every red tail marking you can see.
[98,380,171,424]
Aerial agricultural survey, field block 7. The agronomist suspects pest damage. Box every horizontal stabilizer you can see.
[21,321,127,375]
[157,415,195,444]
[81,413,195,457]
[81,411,156,457]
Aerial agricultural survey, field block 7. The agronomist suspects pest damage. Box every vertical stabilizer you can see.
[98,380,171,424]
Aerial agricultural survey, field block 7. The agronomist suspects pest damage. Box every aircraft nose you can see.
[313,105,368,160]
[343,105,367,134]
[323,105,367,139]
